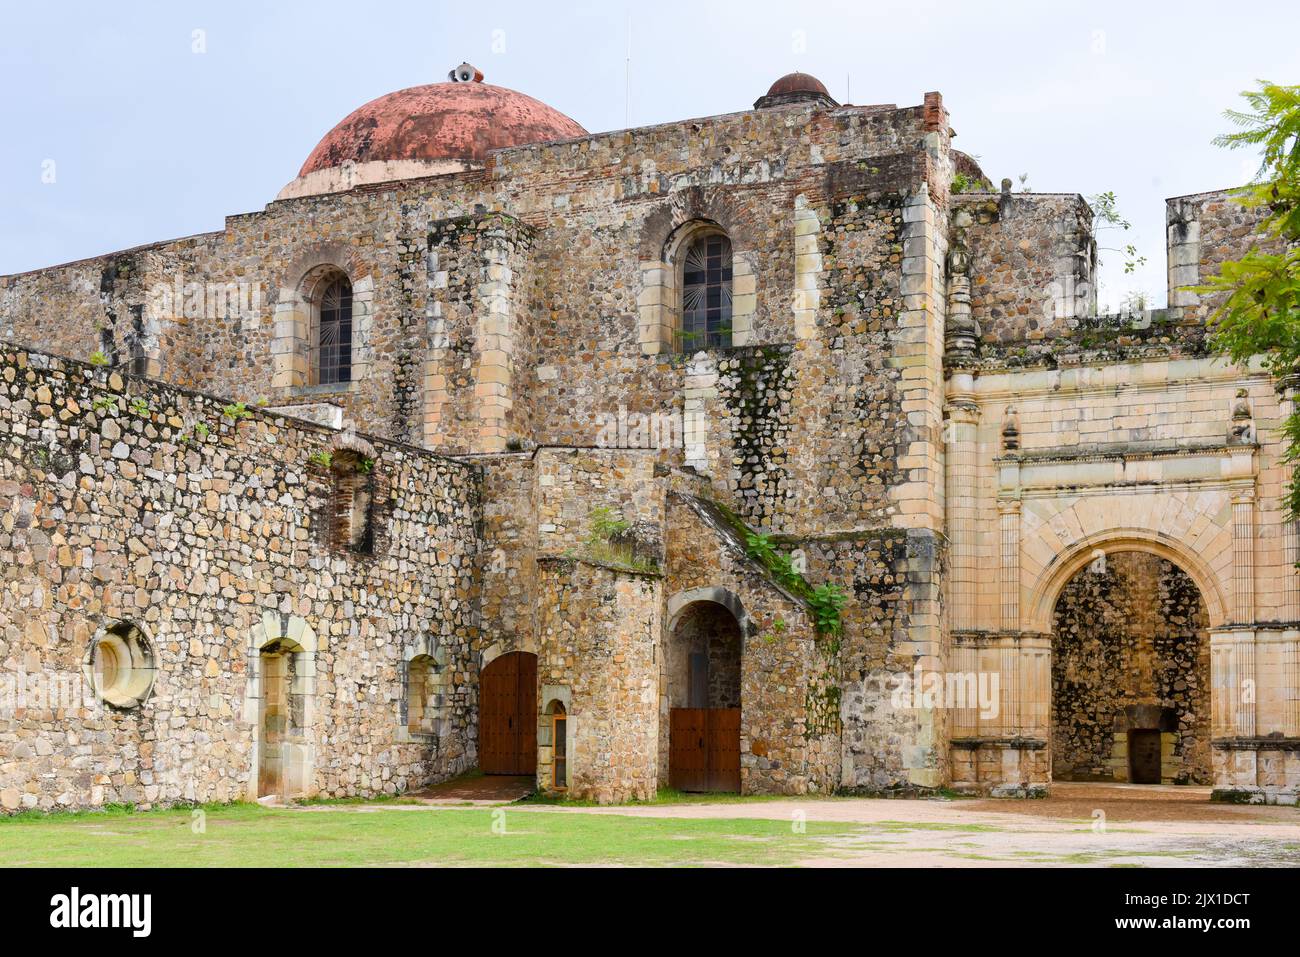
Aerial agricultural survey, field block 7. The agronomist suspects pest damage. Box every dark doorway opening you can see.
[1128,729,1163,784]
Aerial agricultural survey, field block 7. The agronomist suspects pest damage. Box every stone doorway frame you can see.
[1039,541,1216,787]
[662,586,750,792]
[245,613,319,802]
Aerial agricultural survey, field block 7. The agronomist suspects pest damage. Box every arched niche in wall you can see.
[244,612,319,802]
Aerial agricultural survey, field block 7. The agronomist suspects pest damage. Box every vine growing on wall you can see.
[741,530,846,637]
[706,499,848,639]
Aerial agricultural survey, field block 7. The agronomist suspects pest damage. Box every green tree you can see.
[1200,81,1300,515]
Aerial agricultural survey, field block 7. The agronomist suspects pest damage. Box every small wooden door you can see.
[1129,729,1162,784]
[670,708,708,792]
[479,652,537,775]
[705,708,741,792]
[670,707,740,793]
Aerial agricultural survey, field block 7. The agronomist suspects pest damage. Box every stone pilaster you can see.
[944,374,980,632]
[1282,378,1300,622]
[1166,198,1202,322]
[792,197,823,341]
[1232,491,1256,624]
[1285,635,1300,737]
[999,500,1021,632]
[422,249,451,447]
[682,352,716,472]
[1212,631,1257,738]
[473,232,517,453]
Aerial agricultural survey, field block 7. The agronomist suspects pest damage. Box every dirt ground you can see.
[495,782,1300,867]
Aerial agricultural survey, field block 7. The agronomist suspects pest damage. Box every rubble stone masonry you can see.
[0,348,480,811]
[3,75,1298,807]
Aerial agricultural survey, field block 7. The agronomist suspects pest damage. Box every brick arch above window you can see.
[312,433,389,558]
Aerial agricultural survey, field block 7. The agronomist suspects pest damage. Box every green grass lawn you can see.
[0,803,862,867]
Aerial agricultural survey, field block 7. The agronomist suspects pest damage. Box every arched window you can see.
[679,232,733,352]
[315,275,353,385]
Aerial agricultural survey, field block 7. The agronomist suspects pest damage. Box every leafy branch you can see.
[1199,82,1300,519]
[1088,190,1147,275]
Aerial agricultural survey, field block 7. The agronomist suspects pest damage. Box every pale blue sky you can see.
[2,0,1297,307]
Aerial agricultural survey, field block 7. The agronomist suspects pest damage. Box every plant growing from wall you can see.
[92,394,117,414]
[309,450,333,469]
[950,171,993,195]
[730,519,845,638]
[1088,190,1147,276]
[88,350,109,368]
[221,402,253,423]
[1198,81,1300,517]
[572,506,657,573]
[128,397,150,418]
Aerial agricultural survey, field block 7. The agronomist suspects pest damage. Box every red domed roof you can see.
[765,72,831,98]
[298,78,587,177]
[754,72,837,111]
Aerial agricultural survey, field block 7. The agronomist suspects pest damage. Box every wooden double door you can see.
[669,708,741,792]
[479,652,537,775]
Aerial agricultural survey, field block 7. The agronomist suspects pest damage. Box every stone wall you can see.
[1167,189,1279,324]
[535,557,660,803]
[0,347,481,812]
[1051,552,1211,784]
[664,486,839,794]
[956,191,1095,346]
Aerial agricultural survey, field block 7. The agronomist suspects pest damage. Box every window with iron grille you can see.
[316,276,353,385]
[679,233,733,352]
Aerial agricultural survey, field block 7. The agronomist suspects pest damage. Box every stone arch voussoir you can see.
[1027,528,1230,634]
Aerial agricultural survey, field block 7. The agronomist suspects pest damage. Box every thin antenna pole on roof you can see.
[624,12,631,127]
[846,74,851,105]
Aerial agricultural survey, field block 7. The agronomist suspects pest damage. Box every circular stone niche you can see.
[84,622,157,708]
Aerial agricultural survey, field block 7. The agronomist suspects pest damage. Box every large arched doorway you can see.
[1050,550,1211,785]
[665,599,742,792]
[479,651,537,775]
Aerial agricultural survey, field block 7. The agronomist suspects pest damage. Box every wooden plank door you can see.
[706,708,741,792]
[515,652,537,775]
[671,707,741,793]
[480,652,537,775]
[669,708,708,792]
[480,653,518,774]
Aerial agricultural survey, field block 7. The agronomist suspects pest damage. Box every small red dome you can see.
[754,72,837,111]
[765,72,830,99]
[299,79,587,177]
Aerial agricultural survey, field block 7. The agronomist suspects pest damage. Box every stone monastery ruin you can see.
[1,65,1297,811]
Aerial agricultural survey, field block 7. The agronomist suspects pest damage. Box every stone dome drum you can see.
[754,72,838,110]
[279,66,587,199]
